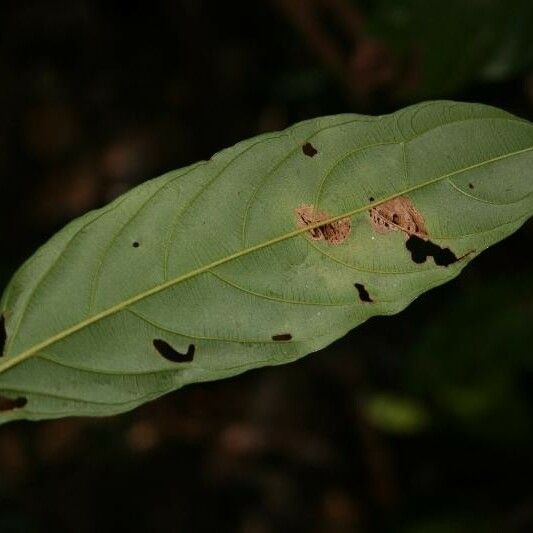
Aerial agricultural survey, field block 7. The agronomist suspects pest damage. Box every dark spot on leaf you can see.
[153,339,195,363]
[468,183,474,189]
[354,283,373,302]
[0,314,5,357]
[0,396,27,412]
[392,213,400,224]
[132,241,140,248]
[369,197,375,202]
[302,142,318,157]
[406,235,458,267]
[272,333,292,341]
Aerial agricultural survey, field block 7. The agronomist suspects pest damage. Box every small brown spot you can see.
[295,204,351,245]
[0,396,27,412]
[369,196,427,238]
[0,314,6,357]
[406,235,458,267]
[153,339,195,363]
[302,142,318,157]
[468,183,474,189]
[354,283,373,302]
[369,197,375,202]
[272,333,292,341]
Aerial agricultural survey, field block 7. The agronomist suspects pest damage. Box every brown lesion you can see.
[369,196,427,238]
[295,204,351,245]
[368,196,463,267]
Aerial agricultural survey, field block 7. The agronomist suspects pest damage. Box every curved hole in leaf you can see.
[153,339,195,363]
[406,235,458,267]
[0,314,6,357]
[272,333,292,341]
[354,283,373,302]
[0,396,27,412]
[302,142,318,157]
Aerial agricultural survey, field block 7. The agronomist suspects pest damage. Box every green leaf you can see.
[0,100,532,424]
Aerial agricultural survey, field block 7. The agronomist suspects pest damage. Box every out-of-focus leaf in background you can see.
[404,276,533,445]
[367,0,533,98]
[361,393,430,434]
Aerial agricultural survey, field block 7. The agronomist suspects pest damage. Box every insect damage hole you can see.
[132,241,140,248]
[295,204,351,245]
[0,396,27,413]
[153,339,195,363]
[468,183,474,189]
[354,283,373,303]
[302,142,318,157]
[0,314,6,357]
[272,333,292,341]
[406,235,458,267]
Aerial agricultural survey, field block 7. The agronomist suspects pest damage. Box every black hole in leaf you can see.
[0,314,6,357]
[468,183,474,189]
[354,283,373,302]
[272,333,292,341]
[0,396,27,412]
[302,142,318,157]
[132,241,140,248]
[406,235,458,267]
[153,339,195,363]
[369,197,375,202]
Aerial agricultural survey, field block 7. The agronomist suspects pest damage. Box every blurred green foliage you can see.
[368,0,533,96]
[405,276,533,446]
[362,393,430,434]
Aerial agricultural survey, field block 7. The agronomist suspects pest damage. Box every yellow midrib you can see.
[1,145,532,374]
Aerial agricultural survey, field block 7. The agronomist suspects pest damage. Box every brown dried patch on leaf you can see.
[295,204,351,245]
[369,196,427,238]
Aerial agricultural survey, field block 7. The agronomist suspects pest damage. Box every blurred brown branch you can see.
[272,0,413,103]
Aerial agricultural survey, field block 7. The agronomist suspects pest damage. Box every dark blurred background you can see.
[1,1,532,532]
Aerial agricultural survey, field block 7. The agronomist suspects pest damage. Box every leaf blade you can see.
[1,101,532,424]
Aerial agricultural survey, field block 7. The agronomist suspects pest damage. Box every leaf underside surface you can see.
[1,100,532,424]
